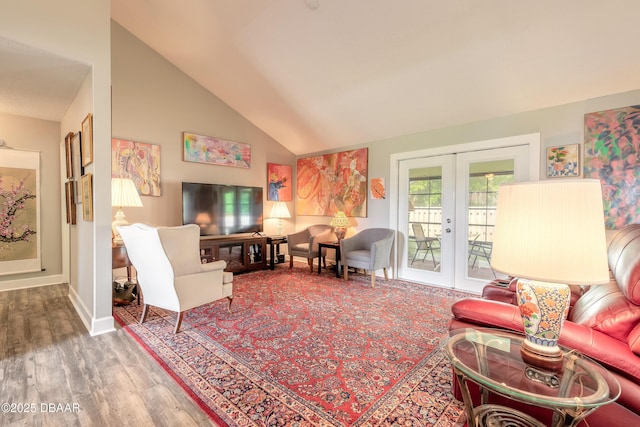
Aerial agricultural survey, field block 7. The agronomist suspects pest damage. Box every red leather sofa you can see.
[449,224,640,426]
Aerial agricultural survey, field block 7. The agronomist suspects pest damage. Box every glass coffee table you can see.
[446,328,620,427]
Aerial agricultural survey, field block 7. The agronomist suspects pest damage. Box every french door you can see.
[396,145,531,292]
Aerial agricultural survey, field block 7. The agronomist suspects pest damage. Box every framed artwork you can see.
[546,144,580,178]
[112,138,162,196]
[65,181,76,225]
[267,163,292,201]
[183,132,251,168]
[64,132,74,179]
[371,177,385,199]
[296,148,368,217]
[584,105,640,228]
[81,113,93,167]
[81,173,93,222]
[72,131,83,202]
[0,150,41,276]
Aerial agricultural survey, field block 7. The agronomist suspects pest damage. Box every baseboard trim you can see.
[0,274,64,292]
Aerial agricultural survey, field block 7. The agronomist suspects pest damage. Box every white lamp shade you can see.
[491,179,609,285]
[112,178,143,208]
[270,202,291,219]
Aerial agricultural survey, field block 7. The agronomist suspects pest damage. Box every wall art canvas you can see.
[267,163,292,201]
[112,138,162,196]
[296,148,368,217]
[0,150,41,276]
[183,132,251,169]
[584,105,640,228]
[371,177,386,199]
[546,144,580,178]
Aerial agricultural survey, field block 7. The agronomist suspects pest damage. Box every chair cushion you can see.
[223,272,233,284]
[346,249,371,262]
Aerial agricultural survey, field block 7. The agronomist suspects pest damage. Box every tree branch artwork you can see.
[0,175,37,243]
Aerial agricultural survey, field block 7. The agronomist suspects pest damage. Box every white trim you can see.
[68,285,115,335]
[389,133,541,279]
[0,274,64,292]
[90,315,116,336]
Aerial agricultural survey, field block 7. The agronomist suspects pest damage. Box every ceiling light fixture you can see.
[305,0,319,10]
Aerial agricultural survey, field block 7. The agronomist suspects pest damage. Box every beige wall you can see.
[0,113,62,288]
[111,22,297,235]
[0,0,112,335]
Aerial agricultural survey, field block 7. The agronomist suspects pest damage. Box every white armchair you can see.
[117,223,233,333]
[340,228,395,287]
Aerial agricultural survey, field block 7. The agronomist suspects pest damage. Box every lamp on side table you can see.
[491,179,609,370]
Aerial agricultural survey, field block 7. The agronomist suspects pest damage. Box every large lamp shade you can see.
[491,179,609,369]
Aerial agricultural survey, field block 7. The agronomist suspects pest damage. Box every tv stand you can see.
[199,234,267,273]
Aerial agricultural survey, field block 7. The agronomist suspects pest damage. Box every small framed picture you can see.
[81,113,93,167]
[65,181,76,225]
[81,173,93,221]
[64,132,74,179]
[267,163,292,201]
[546,144,580,178]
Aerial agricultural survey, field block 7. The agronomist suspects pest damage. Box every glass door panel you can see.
[398,155,455,287]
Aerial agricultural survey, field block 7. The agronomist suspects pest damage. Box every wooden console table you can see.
[112,244,139,305]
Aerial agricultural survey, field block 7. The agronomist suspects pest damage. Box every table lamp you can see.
[111,178,143,245]
[491,179,609,370]
[270,202,291,236]
[330,211,351,241]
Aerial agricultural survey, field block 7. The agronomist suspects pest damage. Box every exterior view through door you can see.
[393,135,538,293]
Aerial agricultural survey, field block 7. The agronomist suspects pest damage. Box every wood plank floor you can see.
[0,284,217,426]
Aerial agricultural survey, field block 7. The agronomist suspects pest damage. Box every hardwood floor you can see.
[0,284,217,426]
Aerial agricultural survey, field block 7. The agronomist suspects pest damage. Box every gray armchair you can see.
[340,228,395,287]
[287,224,335,272]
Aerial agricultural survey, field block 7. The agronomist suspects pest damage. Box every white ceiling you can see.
[4,2,640,156]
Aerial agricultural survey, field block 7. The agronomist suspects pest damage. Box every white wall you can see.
[111,22,297,235]
[0,0,113,335]
[296,89,640,232]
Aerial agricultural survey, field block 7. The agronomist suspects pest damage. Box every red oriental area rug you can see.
[114,266,469,426]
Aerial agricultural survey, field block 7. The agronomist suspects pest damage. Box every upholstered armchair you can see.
[340,228,395,287]
[117,223,233,333]
[287,224,335,272]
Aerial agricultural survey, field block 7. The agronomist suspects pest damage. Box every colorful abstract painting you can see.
[546,144,580,178]
[296,148,368,217]
[267,163,292,201]
[584,105,640,229]
[112,139,161,196]
[0,150,41,276]
[183,132,251,169]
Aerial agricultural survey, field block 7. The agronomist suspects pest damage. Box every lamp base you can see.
[516,279,571,371]
[334,227,346,240]
[112,208,127,246]
[520,341,564,372]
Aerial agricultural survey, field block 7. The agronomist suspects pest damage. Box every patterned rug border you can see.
[115,267,470,426]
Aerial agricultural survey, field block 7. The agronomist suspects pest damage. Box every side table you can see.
[318,241,341,278]
[112,244,139,305]
[266,236,287,270]
[446,328,620,427]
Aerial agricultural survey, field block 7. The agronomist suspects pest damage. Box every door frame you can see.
[389,133,541,286]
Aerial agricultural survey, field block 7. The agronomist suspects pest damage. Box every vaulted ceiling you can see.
[3,2,640,156]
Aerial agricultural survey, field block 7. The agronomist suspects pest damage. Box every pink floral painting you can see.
[584,105,640,229]
[296,148,368,217]
[546,144,579,177]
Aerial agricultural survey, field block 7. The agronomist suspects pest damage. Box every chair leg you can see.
[227,296,233,312]
[383,267,388,281]
[371,271,376,287]
[139,304,149,324]
[308,258,314,273]
[290,255,294,269]
[174,312,184,334]
[344,265,349,280]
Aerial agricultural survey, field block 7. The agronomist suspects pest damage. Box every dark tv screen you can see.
[182,182,263,236]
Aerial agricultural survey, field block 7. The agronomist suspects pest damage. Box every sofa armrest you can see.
[200,260,227,272]
[451,297,640,383]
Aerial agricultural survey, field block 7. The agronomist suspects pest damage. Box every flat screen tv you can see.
[182,182,263,236]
